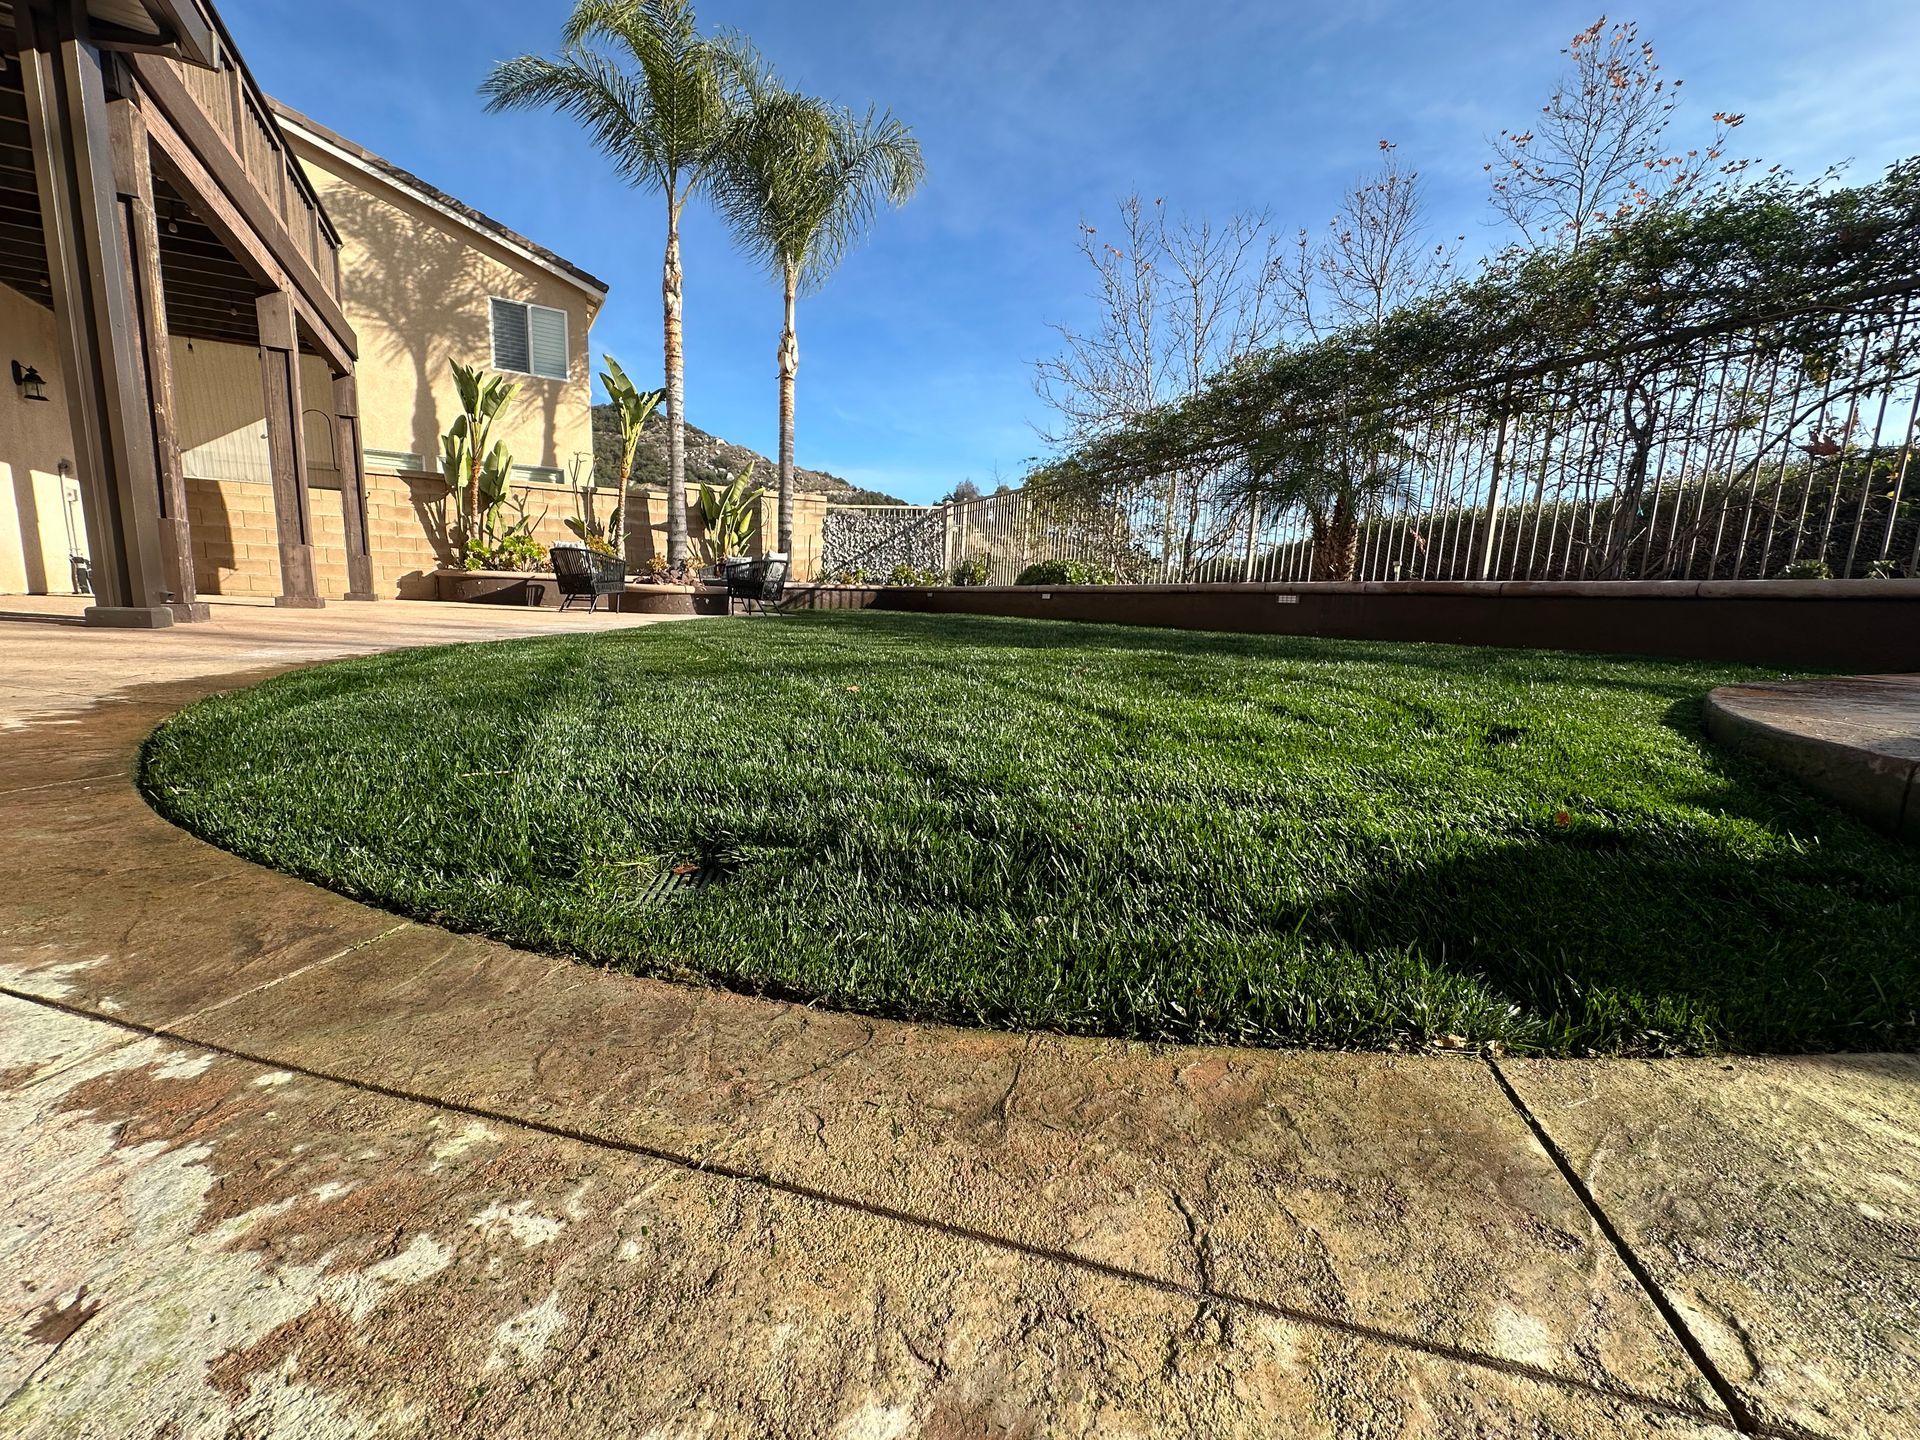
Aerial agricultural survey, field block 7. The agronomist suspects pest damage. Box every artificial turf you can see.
[139,611,1919,1055]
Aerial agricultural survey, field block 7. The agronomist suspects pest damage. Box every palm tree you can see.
[481,0,747,569]
[713,76,923,554]
[1227,413,1420,580]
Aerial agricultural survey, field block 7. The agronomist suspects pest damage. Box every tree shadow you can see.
[317,184,492,466]
[1311,805,1917,1053]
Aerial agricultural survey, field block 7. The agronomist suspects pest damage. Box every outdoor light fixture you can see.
[11,361,49,402]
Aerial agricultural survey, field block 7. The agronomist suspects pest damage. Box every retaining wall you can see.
[782,579,1920,670]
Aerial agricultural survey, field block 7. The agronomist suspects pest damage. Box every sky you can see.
[238,0,1920,503]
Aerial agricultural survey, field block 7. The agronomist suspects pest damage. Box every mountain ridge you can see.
[591,403,909,506]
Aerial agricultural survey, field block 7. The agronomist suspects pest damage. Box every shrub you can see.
[952,554,991,586]
[887,563,944,587]
[463,532,549,572]
[1779,558,1833,580]
[633,554,702,585]
[1013,559,1115,586]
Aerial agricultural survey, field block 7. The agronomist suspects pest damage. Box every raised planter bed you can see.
[430,569,726,616]
[778,578,1920,669]
[435,569,557,607]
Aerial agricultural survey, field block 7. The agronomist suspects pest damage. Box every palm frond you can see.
[711,81,924,292]
[481,0,746,198]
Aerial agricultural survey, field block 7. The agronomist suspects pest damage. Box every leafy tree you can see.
[1042,161,1920,580]
[482,0,751,568]
[1226,413,1420,580]
[713,72,923,555]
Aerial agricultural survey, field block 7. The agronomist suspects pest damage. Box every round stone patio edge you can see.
[1704,676,1920,842]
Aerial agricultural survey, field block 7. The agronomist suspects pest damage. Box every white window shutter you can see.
[528,305,568,380]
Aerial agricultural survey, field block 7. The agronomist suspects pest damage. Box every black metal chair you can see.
[724,552,789,616]
[550,543,627,613]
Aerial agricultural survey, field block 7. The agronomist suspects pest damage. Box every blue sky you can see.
[241,1,1920,502]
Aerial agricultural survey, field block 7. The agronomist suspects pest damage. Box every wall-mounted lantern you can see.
[11,361,49,402]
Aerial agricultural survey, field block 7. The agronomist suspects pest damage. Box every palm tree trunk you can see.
[777,265,798,555]
[1325,489,1358,580]
[1306,495,1356,581]
[663,199,688,569]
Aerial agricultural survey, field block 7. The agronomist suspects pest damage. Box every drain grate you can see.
[621,856,737,906]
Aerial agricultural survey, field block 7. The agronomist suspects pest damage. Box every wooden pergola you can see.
[1,0,370,625]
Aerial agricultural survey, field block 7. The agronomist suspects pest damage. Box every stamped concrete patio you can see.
[0,600,1914,1438]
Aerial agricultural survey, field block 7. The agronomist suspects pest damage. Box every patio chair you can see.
[550,543,627,613]
[724,552,790,617]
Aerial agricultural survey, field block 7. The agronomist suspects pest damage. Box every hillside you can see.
[591,404,908,506]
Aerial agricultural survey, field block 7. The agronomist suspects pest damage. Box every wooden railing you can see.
[164,49,339,300]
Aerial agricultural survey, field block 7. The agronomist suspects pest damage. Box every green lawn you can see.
[139,612,1919,1055]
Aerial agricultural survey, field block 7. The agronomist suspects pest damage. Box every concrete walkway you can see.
[0,602,1915,1438]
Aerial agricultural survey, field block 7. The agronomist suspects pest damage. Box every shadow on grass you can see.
[1312,811,1918,1053]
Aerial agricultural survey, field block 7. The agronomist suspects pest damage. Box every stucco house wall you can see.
[0,280,87,597]
[160,101,611,603]
[273,103,606,487]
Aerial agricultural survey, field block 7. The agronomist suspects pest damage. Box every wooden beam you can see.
[16,4,173,627]
[130,1,216,69]
[142,112,350,374]
[334,371,375,599]
[129,54,353,364]
[257,288,322,607]
[110,91,203,621]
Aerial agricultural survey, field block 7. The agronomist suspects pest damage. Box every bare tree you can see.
[1316,142,1454,332]
[1035,198,1162,448]
[1035,196,1287,575]
[1253,143,1453,578]
[1487,16,1748,249]
[1037,197,1288,441]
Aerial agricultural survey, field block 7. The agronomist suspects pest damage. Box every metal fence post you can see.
[1477,395,1514,581]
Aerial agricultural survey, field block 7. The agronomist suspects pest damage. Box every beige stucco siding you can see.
[287,141,602,484]
[0,280,87,595]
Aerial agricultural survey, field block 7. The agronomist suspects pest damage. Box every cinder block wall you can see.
[184,472,829,600]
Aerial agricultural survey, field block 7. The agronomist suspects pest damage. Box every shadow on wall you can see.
[5,467,50,593]
[320,186,492,469]
[405,472,459,570]
[188,479,237,593]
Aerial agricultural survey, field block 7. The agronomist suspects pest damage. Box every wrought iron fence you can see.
[845,285,1920,586]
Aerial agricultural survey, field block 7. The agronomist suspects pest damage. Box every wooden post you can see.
[256,290,322,606]
[18,9,174,627]
[333,372,376,599]
[107,92,205,622]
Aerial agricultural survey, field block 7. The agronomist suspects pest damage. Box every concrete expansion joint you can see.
[1484,1057,1775,1438]
[0,980,1764,1438]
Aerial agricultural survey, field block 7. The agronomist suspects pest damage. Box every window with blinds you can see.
[488,297,569,380]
